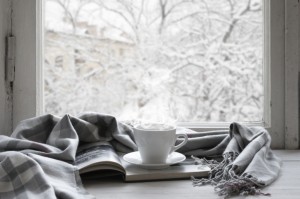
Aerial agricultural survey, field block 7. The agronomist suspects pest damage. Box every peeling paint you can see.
[4,0,14,134]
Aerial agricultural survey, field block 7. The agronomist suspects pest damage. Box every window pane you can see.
[44,0,263,123]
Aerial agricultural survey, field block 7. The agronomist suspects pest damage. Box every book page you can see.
[75,141,125,175]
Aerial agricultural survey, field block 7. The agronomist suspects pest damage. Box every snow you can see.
[44,0,264,123]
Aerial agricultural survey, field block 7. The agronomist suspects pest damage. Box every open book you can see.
[75,141,210,182]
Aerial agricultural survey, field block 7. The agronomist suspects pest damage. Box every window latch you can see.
[5,36,15,82]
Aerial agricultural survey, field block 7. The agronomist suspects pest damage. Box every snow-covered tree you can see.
[44,0,263,123]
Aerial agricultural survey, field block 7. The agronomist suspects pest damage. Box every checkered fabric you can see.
[0,113,281,198]
[0,113,136,199]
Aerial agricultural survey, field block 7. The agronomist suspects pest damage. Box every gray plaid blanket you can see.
[0,113,281,198]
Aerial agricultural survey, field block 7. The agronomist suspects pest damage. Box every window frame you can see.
[10,0,299,149]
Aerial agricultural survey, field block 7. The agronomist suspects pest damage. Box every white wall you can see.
[0,0,13,135]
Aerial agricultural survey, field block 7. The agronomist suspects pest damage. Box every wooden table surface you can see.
[83,150,300,199]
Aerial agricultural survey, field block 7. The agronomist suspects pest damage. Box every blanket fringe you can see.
[192,153,270,198]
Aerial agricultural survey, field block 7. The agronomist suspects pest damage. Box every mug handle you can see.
[171,133,188,153]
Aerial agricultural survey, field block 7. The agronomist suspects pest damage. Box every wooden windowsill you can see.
[83,150,300,199]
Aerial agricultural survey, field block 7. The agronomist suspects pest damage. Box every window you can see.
[43,0,264,124]
[10,0,299,149]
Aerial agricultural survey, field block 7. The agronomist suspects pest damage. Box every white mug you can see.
[133,124,188,164]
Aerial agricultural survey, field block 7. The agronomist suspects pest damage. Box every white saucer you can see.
[123,152,186,169]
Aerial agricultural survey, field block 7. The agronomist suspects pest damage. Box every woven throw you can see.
[0,113,281,198]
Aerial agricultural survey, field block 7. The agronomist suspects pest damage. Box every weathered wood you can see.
[268,0,285,149]
[0,0,13,135]
[11,0,41,129]
[84,150,300,199]
[285,0,299,149]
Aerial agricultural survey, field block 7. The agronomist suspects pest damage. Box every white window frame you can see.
[9,0,299,149]
[0,0,13,136]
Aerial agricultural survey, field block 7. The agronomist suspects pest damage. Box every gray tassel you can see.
[191,153,271,198]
